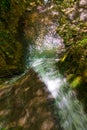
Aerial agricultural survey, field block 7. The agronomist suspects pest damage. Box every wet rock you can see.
[79,9,87,20]
[64,0,87,21]
[79,0,87,21]
[0,69,60,130]
[79,0,87,7]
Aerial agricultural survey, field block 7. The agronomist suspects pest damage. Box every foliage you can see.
[56,0,87,80]
[0,0,11,11]
[0,0,28,81]
[0,128,7,130]
[0,0,46,82]
[55,0,87,109]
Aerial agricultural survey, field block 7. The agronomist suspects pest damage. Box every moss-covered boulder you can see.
[0,32,24,79]
[0,0,47,81]
[54,0,87,110]
[0,0,27,79]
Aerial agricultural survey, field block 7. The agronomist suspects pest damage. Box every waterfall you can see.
[28,13,87,130]
[30,47,87,130]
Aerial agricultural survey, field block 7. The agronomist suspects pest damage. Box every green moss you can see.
[55,0,87,110]
[0,0,27,80]
[56,0,87,77]
[70,76,82,88]
[0,0,46,81]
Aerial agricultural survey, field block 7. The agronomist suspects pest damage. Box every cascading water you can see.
[29,38,87,130]
[44,0,49,4]
[0,1,87,130]
[27,3,87,130]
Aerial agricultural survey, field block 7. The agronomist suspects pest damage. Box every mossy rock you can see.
[0,40,24,78]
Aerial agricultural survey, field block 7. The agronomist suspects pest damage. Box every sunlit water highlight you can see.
[44,0,49,4]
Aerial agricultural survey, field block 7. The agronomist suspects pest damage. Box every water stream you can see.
[0,0,87,130]
[26,1,87,130]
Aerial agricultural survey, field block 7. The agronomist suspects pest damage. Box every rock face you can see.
[0,41,24,79]
[23,4,60,43]
[0,1,62,81]
[0,0,27,80]
[0,69,60,130]
[22,3,64,57]
[79,9,87,20]
[79,0,87,7]
[79,0,87,21]
[65,0,87,21]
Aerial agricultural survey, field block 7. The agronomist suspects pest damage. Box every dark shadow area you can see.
[76,82,87,113]
[0,68,62,130]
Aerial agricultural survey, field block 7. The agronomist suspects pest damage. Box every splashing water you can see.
[28,13,87,130]
[0,1,87,130]
[44,0,49,4]
[30,49,87,130]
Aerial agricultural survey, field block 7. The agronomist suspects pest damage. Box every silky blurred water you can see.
[28,7,87,129]
[29,47,87,130]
